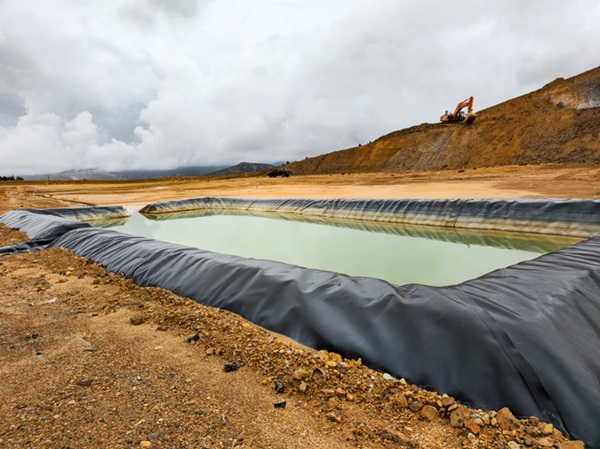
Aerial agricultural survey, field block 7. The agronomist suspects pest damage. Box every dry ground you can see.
[4,165,600,213]
[0,166,593,448]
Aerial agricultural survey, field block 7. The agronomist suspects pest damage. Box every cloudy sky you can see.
[1,0,599,175]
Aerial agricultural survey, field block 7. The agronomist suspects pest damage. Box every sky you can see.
[1,0,599,176]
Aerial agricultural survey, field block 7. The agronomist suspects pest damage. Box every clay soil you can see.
[0,165,595,449]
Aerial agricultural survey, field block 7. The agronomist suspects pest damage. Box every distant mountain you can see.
[115,165,228,180]
[24,169,125,181]
[23,163,274,181]
[205,162,274,177]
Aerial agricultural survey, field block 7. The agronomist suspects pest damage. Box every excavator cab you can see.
[440,96,476,124]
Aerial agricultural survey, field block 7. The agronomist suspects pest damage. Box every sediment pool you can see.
[108,211,579,286]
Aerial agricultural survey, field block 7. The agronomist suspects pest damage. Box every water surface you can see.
[107,212,576,287]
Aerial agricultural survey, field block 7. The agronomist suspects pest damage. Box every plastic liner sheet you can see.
[0,206,128,253]
[49,226,600,447]
[141,197,600,237]
[15,205,129,222]
[143,208,581,254]
[0,210,90,241]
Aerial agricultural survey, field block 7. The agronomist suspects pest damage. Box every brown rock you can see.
[496,407,520,431]
[326,397,338,409]
[409,400,424,412]
[377,427,419,448]
[558,441,585,449]
[312,367,326,386]
[537,437,555,447]
[471,418,484,426]
[420,405,439,422]
[326,412,341,423]
[293,369,309,381]
[449,406,471,428]
[464,420,481,435]
[298,382,308,393]
[130,314,144,325]
[394,393,408,408]
[335,387,347,397]
[440,394,455,407]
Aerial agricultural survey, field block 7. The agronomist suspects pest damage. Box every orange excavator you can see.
[440,96,476,124]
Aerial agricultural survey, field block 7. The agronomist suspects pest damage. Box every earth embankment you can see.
[288,66,600,175]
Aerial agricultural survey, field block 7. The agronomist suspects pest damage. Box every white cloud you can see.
[0,0,599,175]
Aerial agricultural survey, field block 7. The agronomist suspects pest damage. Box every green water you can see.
[108,212,575,287]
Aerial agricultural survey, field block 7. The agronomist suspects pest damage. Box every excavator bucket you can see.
[464,113,476,124]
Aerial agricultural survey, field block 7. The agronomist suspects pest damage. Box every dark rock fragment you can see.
[274,378,285,393]
[223,362,242,372]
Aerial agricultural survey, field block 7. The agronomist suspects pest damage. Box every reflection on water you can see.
[104,210,581,287]
[89,218,129,228]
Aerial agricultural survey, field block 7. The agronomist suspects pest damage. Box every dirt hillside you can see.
[287,66,600,175]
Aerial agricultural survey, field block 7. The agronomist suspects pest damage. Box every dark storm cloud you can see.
[0,91,25,127]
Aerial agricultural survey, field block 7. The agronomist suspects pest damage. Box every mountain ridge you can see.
[22,163,273,181]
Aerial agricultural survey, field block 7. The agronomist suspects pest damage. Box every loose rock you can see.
[292,369,309,380]
[409,401,424,412]
[377,427,418,448]
[496,407,520,431]
[420,405,439,422]
[130,314,145,325]
[393,393,408,408]
[537,437,555,447]
[186,333,199,343]
[558,441,585,449]
[274,378,285,393]
[441,394,455,407]
[312,367,326,386]
[335,387,347,397]
[223,362,242,372]
[326,411,341,423]
[450,406,471,428]
[464,420,481,435]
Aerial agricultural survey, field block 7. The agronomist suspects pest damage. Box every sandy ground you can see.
[0,166,592,448]
[4,165,600,214]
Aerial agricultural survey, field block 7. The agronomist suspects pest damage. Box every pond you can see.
[106,211,579,286]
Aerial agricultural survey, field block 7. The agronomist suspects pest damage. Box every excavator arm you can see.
[452,96,473,117]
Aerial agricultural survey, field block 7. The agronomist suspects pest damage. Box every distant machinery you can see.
[440,96,476,124]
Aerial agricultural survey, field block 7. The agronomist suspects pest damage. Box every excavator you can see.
[440,96,476,124]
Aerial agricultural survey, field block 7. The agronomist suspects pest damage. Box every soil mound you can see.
[288,66,600,174]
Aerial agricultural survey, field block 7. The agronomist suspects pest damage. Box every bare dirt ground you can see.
[0,166,593,449]
[4,165,600,213]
